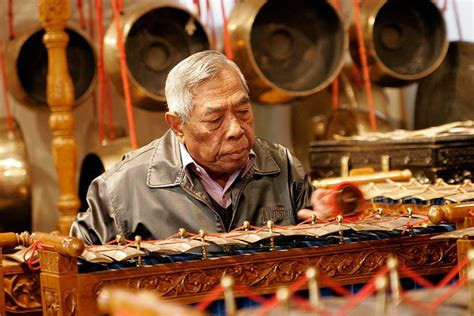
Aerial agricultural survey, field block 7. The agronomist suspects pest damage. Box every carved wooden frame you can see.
[36,235,456,315]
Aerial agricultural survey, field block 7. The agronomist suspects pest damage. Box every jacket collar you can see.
[147,130,280,188]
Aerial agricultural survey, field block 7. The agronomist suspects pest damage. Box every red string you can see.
[234,284,267,305]
[430,277,467,311]
[193,0,201,17]
[76,0,86,30]
[436,256,469,288]
[352,0,377,132]
[0,41,14,133]
[331,0,341,111]
[88,0,95,38]
[400,290,432,312]
[205,0,217,47]
[293,295,332,316]
[110,0,138,149]
[289,275,308,293]
[8,0,15,39]
[319,274,351,297]
[452,0,463,41]
[399,266,435,288]
[117,0,123,14]
[193,285,224,312]
[96,0,106,144]
[23,241,45,271]
[220,0,234,60]
[351,64,363,90]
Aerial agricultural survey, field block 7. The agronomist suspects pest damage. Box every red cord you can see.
[88,0,95,38]
[117,0,123,14]
[193,0,201,17]
[234,284,267,305]
[8,0,15,39]
[352,0,377,132]
[96,0,106,144]
[399,266,435,288]
[76,0,86,30]
[436,256,469,288]
[431,277,467,311]
[205,0,217,47]
[319,274,351,296]
[220,0,234,60]
[193,285,224,312]
[110,0,138,149]
[0,42,14,133]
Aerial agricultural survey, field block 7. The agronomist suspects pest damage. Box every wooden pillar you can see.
[39,250,78,316]
[38,0,80,235]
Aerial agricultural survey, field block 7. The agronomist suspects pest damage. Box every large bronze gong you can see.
[228,0,347,104]
[104,1,211,111]
[349,0,448,87]
[5,24,96,108]
[0,119,31,232]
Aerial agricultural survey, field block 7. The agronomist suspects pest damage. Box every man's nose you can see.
[225,115,244,138]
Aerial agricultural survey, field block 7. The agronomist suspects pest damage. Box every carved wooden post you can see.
[39,250,78,316]
[38,0,80,235]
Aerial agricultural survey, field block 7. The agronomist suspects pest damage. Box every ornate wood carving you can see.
[4,272,42,312]
[43,288,60,316]
[73,236,456,314]
[40,251,78,315]
[38,0,80,235]
[3,236,458,315]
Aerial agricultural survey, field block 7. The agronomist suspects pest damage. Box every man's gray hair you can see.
[165,50,249,122]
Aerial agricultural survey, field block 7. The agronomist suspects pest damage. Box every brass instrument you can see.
[4,23,96,109]
[349,0,448,86]
[228,0,346,104]
[104,1,211,111]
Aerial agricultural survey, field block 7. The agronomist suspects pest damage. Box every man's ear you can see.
[165,112,185,143]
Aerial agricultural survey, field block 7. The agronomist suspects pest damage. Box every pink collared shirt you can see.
[179,143,255,208]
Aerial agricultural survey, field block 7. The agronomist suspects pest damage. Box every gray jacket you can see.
[70,130,314,244]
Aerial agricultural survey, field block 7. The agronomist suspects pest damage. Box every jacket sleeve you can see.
[287,149,314,212]
[69,175,124,244]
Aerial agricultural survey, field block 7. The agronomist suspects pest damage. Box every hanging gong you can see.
[349,0,448,87]
[0,118,32,232]
[104,1,211,111]
[5,24,96,109]
[228,0,347,104]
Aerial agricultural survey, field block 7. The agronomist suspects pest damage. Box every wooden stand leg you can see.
[40,250,78,316]
[38,0,80,235]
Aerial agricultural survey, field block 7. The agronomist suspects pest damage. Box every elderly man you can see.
[71,50,330,244]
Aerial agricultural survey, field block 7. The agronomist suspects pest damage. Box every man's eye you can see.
[208,117,222,123]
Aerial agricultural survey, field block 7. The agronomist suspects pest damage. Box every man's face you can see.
[179,68,255,181]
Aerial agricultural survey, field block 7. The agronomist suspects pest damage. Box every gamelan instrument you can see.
[5,23,96,109]
[349,0,448,87]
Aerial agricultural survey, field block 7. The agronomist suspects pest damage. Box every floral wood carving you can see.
[44,288,59,316]
[4,272,41,313]
[92,239,457,300]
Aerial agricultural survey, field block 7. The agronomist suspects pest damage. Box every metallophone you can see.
[2,170,474,315]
